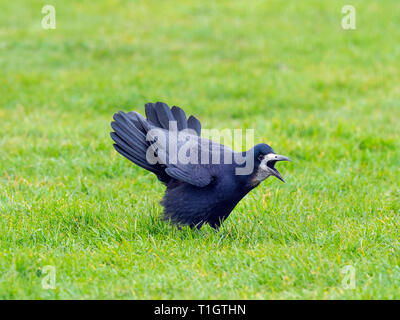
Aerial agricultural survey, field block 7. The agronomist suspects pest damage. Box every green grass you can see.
[1,0,400,299]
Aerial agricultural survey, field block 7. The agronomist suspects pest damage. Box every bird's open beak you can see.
[267,154,291,183]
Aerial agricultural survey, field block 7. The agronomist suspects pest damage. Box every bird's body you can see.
[111,102,290,229]
[162,164,250,228]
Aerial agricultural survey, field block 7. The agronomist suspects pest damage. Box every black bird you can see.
[111,102,290,229]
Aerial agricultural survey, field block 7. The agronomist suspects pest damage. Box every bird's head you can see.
[251,143,291,184]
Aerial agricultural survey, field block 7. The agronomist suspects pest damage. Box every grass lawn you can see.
[1,0,399,299]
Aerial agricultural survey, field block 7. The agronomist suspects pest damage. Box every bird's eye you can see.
[257,154,264,161]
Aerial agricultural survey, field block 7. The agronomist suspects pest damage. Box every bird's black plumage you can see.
[111,102,290,229]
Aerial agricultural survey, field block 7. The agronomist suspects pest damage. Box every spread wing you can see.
[111,102,229,187]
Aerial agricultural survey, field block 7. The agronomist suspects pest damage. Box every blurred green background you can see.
[0,0,399,299]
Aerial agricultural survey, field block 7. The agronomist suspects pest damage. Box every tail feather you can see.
[187,115,201,136]
[171,106,188,130]
[154,101,175,129]
[112,140,155,174]
[110,122,147,156]
[126,112,147,134]
[113,112,147,142]
[110,131,147,161]
[145,103,163,128]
